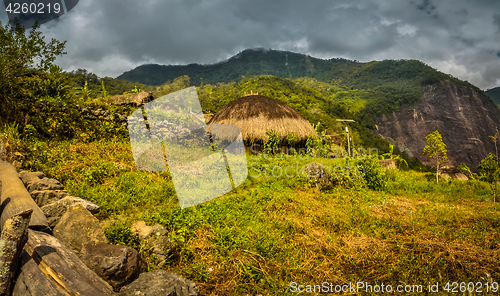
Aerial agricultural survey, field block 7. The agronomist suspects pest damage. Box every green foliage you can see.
[286,132,298,146]
[195,74,411,158]
[101,80,108,98]
[154,75,192,99]
[124,85,141,94]
[66,69,155,99]
[104,221,141,249]
[73,80,92,100]
[0,122,22,151]
[485,86,500,106]
[83,162,123,185]
[22,137,500,294]
[24,65,73,102]
[329,163,366,190]
[356,156,387,190]
[0,19,66,104]
[477,153,500,201]
[380,143,408,169]
[263,129,281,155]
[458,163,477,180]
[423,130,448,183]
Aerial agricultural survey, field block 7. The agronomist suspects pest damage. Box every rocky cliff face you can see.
[376,80,500,172]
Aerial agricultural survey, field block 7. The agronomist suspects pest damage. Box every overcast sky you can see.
[2,0,500,90]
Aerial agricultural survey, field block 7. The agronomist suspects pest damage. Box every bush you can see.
[329,162,366,190]
[104,221,140,249]
[0,122,22,152]
[356,156,387,190]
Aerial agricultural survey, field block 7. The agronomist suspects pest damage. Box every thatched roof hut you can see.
[208,95,315,145]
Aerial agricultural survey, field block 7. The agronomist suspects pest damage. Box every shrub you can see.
[356,156,387,190]
[104,221,140,249]
[263,129,280,155]
[1,122,22,152]
[329,162,366,190]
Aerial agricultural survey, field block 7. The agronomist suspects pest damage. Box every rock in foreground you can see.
[119,270,199,296]
[81,242,147,292]
[53,205,108,256]
[131,221,171,266]
[41,196,100,228]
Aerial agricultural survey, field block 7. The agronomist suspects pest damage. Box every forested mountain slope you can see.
[486,86,500,106]
[118,49,500,171]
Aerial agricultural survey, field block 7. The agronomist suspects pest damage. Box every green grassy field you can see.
[14,137,500,295]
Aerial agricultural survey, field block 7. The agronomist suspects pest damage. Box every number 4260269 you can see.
[5,2,62,14]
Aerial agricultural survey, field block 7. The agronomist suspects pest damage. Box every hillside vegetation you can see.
[5,136,499,295]
[118,48,475,90]
[2,21,500,296]
[486,86,500,106]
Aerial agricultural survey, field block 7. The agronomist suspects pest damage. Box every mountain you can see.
[118,49,500,172]
[377,80,500,171]
[117,48,353,86]
[486,86,500,106]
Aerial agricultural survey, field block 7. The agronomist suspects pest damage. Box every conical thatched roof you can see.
[208,95,316,144]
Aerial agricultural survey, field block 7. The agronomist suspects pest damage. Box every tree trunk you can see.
[0,161,50,233]
[495,142,498,161]
[436,163,440,183]
[494,184,497,203]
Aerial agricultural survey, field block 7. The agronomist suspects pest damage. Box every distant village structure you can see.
[208,94,316,154]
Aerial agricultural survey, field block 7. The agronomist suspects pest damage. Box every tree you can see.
[0,19,66,104]
[24,65,72,101]
[477,153,500,202]
[423,130,448,183]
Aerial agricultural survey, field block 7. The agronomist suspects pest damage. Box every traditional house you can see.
[208,94,316,154]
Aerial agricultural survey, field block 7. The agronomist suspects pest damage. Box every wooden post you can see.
[0,209,33,296]
[336,119,355,158]
[0,161,50,234]
[346,126,350,158]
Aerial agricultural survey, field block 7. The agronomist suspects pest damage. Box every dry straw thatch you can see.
[208,95,316,144]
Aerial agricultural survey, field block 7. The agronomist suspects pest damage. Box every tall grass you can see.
[24,138,500,295]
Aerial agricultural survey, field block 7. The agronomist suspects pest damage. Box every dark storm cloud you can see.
[494,14,500,33]
[1,0,499,89]
[416,0,436,14]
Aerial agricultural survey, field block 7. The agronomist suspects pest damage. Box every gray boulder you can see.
[41,196,100,228]
[30,190,69,207]
[131,221,171,266]
[81,242,147,292]
[303,162,331,191]
[53,205,108,257]
[18,170,45,187]
[27,178,64,193]
[119,270,199,296]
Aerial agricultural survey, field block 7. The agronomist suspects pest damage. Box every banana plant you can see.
[380,143,408,169]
